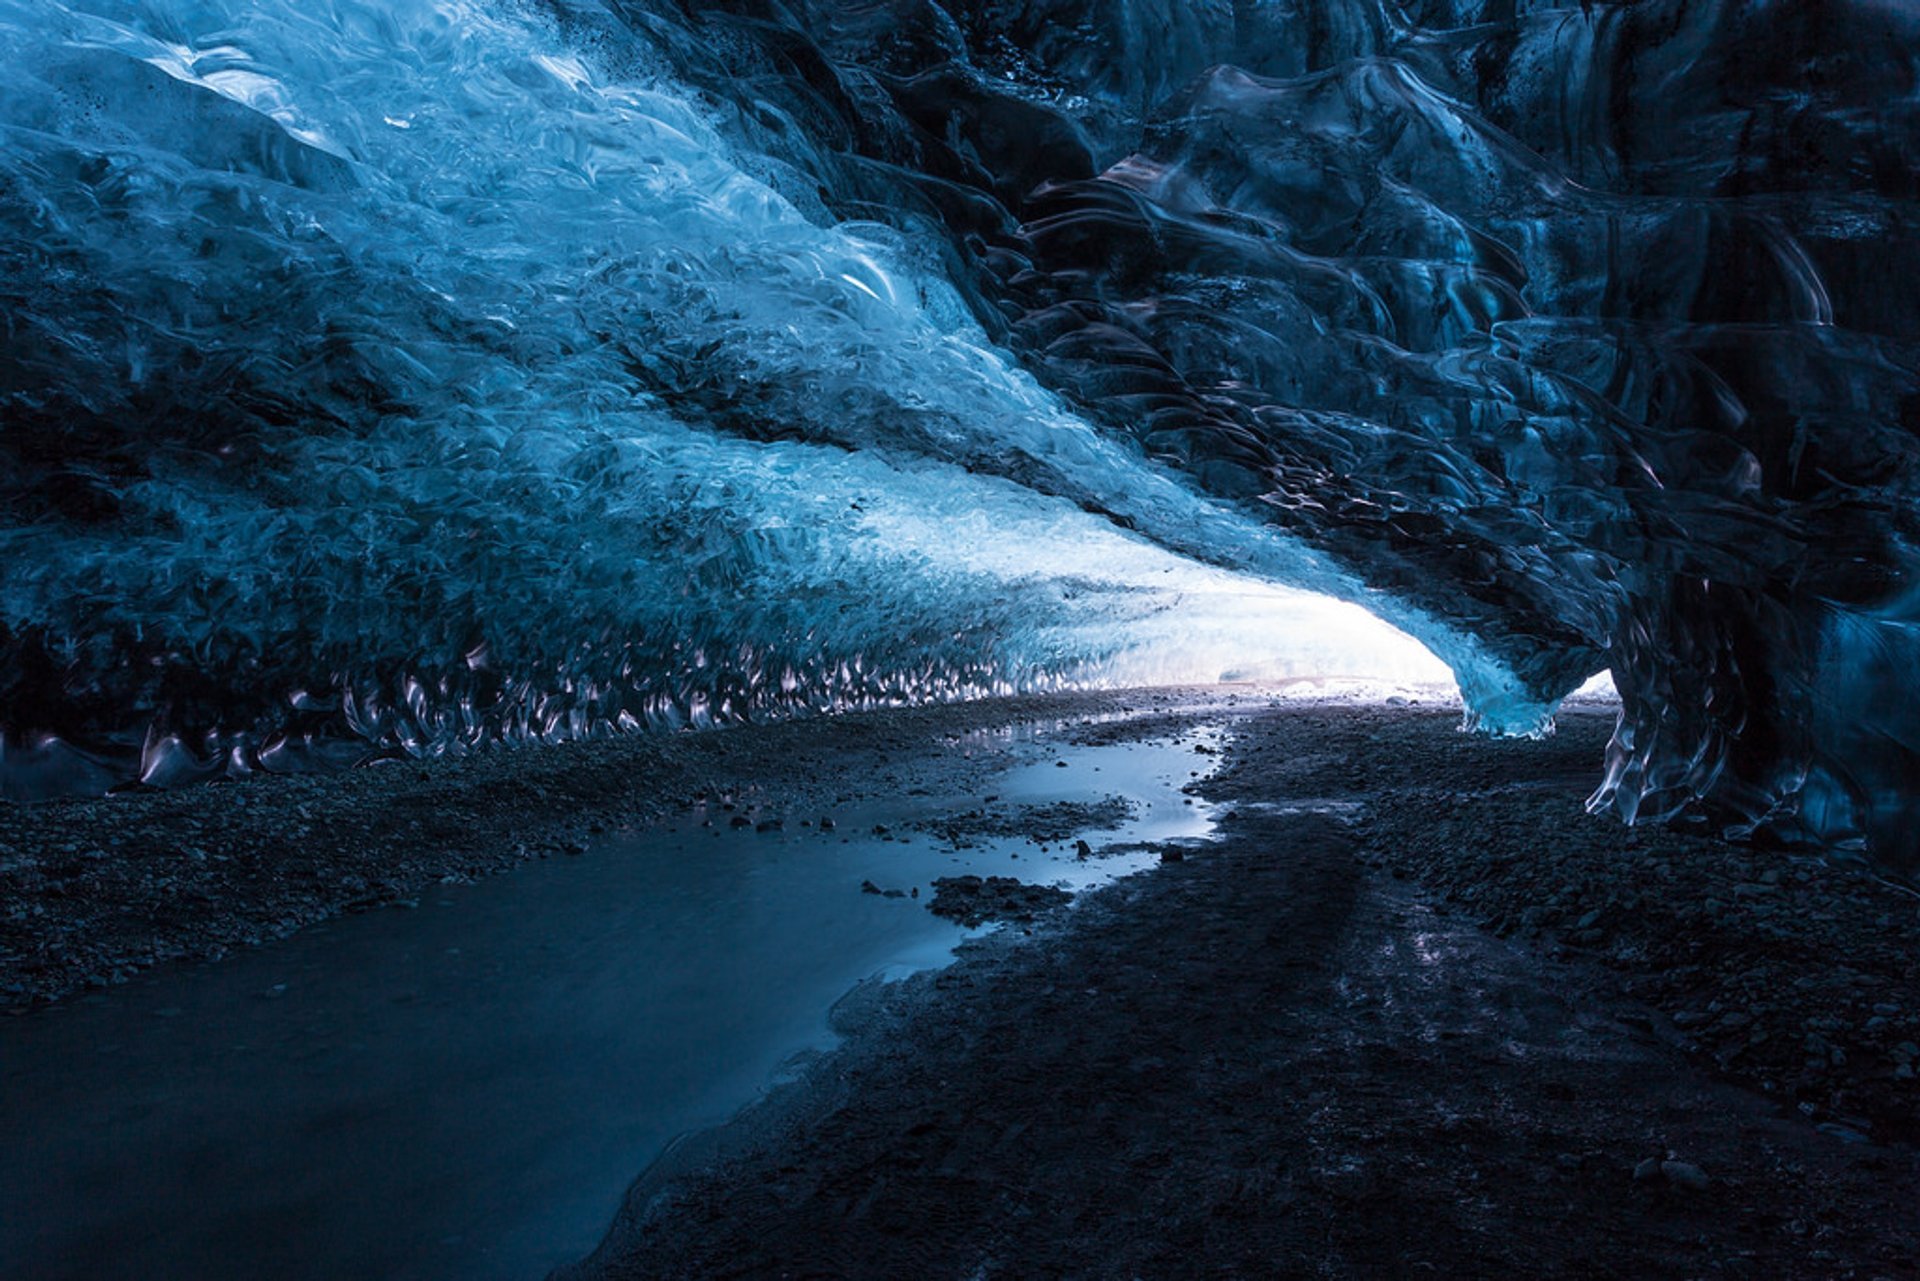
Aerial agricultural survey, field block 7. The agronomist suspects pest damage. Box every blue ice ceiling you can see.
[1,1,1916,870]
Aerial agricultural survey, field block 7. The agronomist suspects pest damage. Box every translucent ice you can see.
[3,0,1916,872]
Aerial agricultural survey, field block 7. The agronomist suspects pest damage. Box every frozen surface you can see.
[0,0,1477,795]
[2,0,1916,866]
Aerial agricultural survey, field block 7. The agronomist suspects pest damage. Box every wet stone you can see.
[926,876,1070,928]
[1661,1161,1710,1191]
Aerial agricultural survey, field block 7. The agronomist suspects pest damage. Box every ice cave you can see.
[2,2,1917,1278]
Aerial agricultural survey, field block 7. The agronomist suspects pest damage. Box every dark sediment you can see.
[925,875,1071,928]
[911,795,1137,850]
[1330,708,1920,1147]
[570,702,1920,1280]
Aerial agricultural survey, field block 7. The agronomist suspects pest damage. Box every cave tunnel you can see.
[3,1,1918,1277]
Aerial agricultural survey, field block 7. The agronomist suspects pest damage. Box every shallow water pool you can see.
[0,720,1220,1281]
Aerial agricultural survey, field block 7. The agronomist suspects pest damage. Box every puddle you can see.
[0,721,1220,1281]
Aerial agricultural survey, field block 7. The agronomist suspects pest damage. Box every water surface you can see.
[0,722,1220,1281]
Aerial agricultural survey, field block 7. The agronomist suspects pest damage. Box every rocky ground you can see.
[910,795,1138,851]
[1320,707,1920,1147]
[924,874,1072,927]
[570,701,1920,1280]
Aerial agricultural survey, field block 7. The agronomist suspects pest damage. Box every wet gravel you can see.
[925,875,1072,927]
[911,796,1138,850]
[1308,706,1920,1146]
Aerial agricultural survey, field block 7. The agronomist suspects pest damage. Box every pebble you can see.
[1661,1160,1710,1190]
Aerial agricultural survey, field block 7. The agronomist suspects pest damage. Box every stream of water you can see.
[0,721,1221,1280]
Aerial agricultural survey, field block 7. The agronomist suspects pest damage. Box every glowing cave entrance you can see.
[1049,574,1460,698]
[4,0,1615,805]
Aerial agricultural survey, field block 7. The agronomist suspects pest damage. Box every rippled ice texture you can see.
[0,0,1477,793]
[3,0,1917,872]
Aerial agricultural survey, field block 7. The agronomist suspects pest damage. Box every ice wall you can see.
[2,0,1915,871]
[0,0,1482,799]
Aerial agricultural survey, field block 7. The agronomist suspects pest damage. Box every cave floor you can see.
[3,691,1918,1279]
[572,704,1920,1281]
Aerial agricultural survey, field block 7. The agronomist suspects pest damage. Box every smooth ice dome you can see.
[2,1,1916,871]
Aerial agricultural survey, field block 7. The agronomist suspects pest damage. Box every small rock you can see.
[1816,1121,1872,1144]
[1661,1161,1710,1190]
[1632,1158,1663,1183]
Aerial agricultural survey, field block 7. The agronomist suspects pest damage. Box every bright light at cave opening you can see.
[1090,577,1460,696]
[857,484,1463,700]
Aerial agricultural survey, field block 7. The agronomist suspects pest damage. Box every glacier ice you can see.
[1,1,1916,872]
